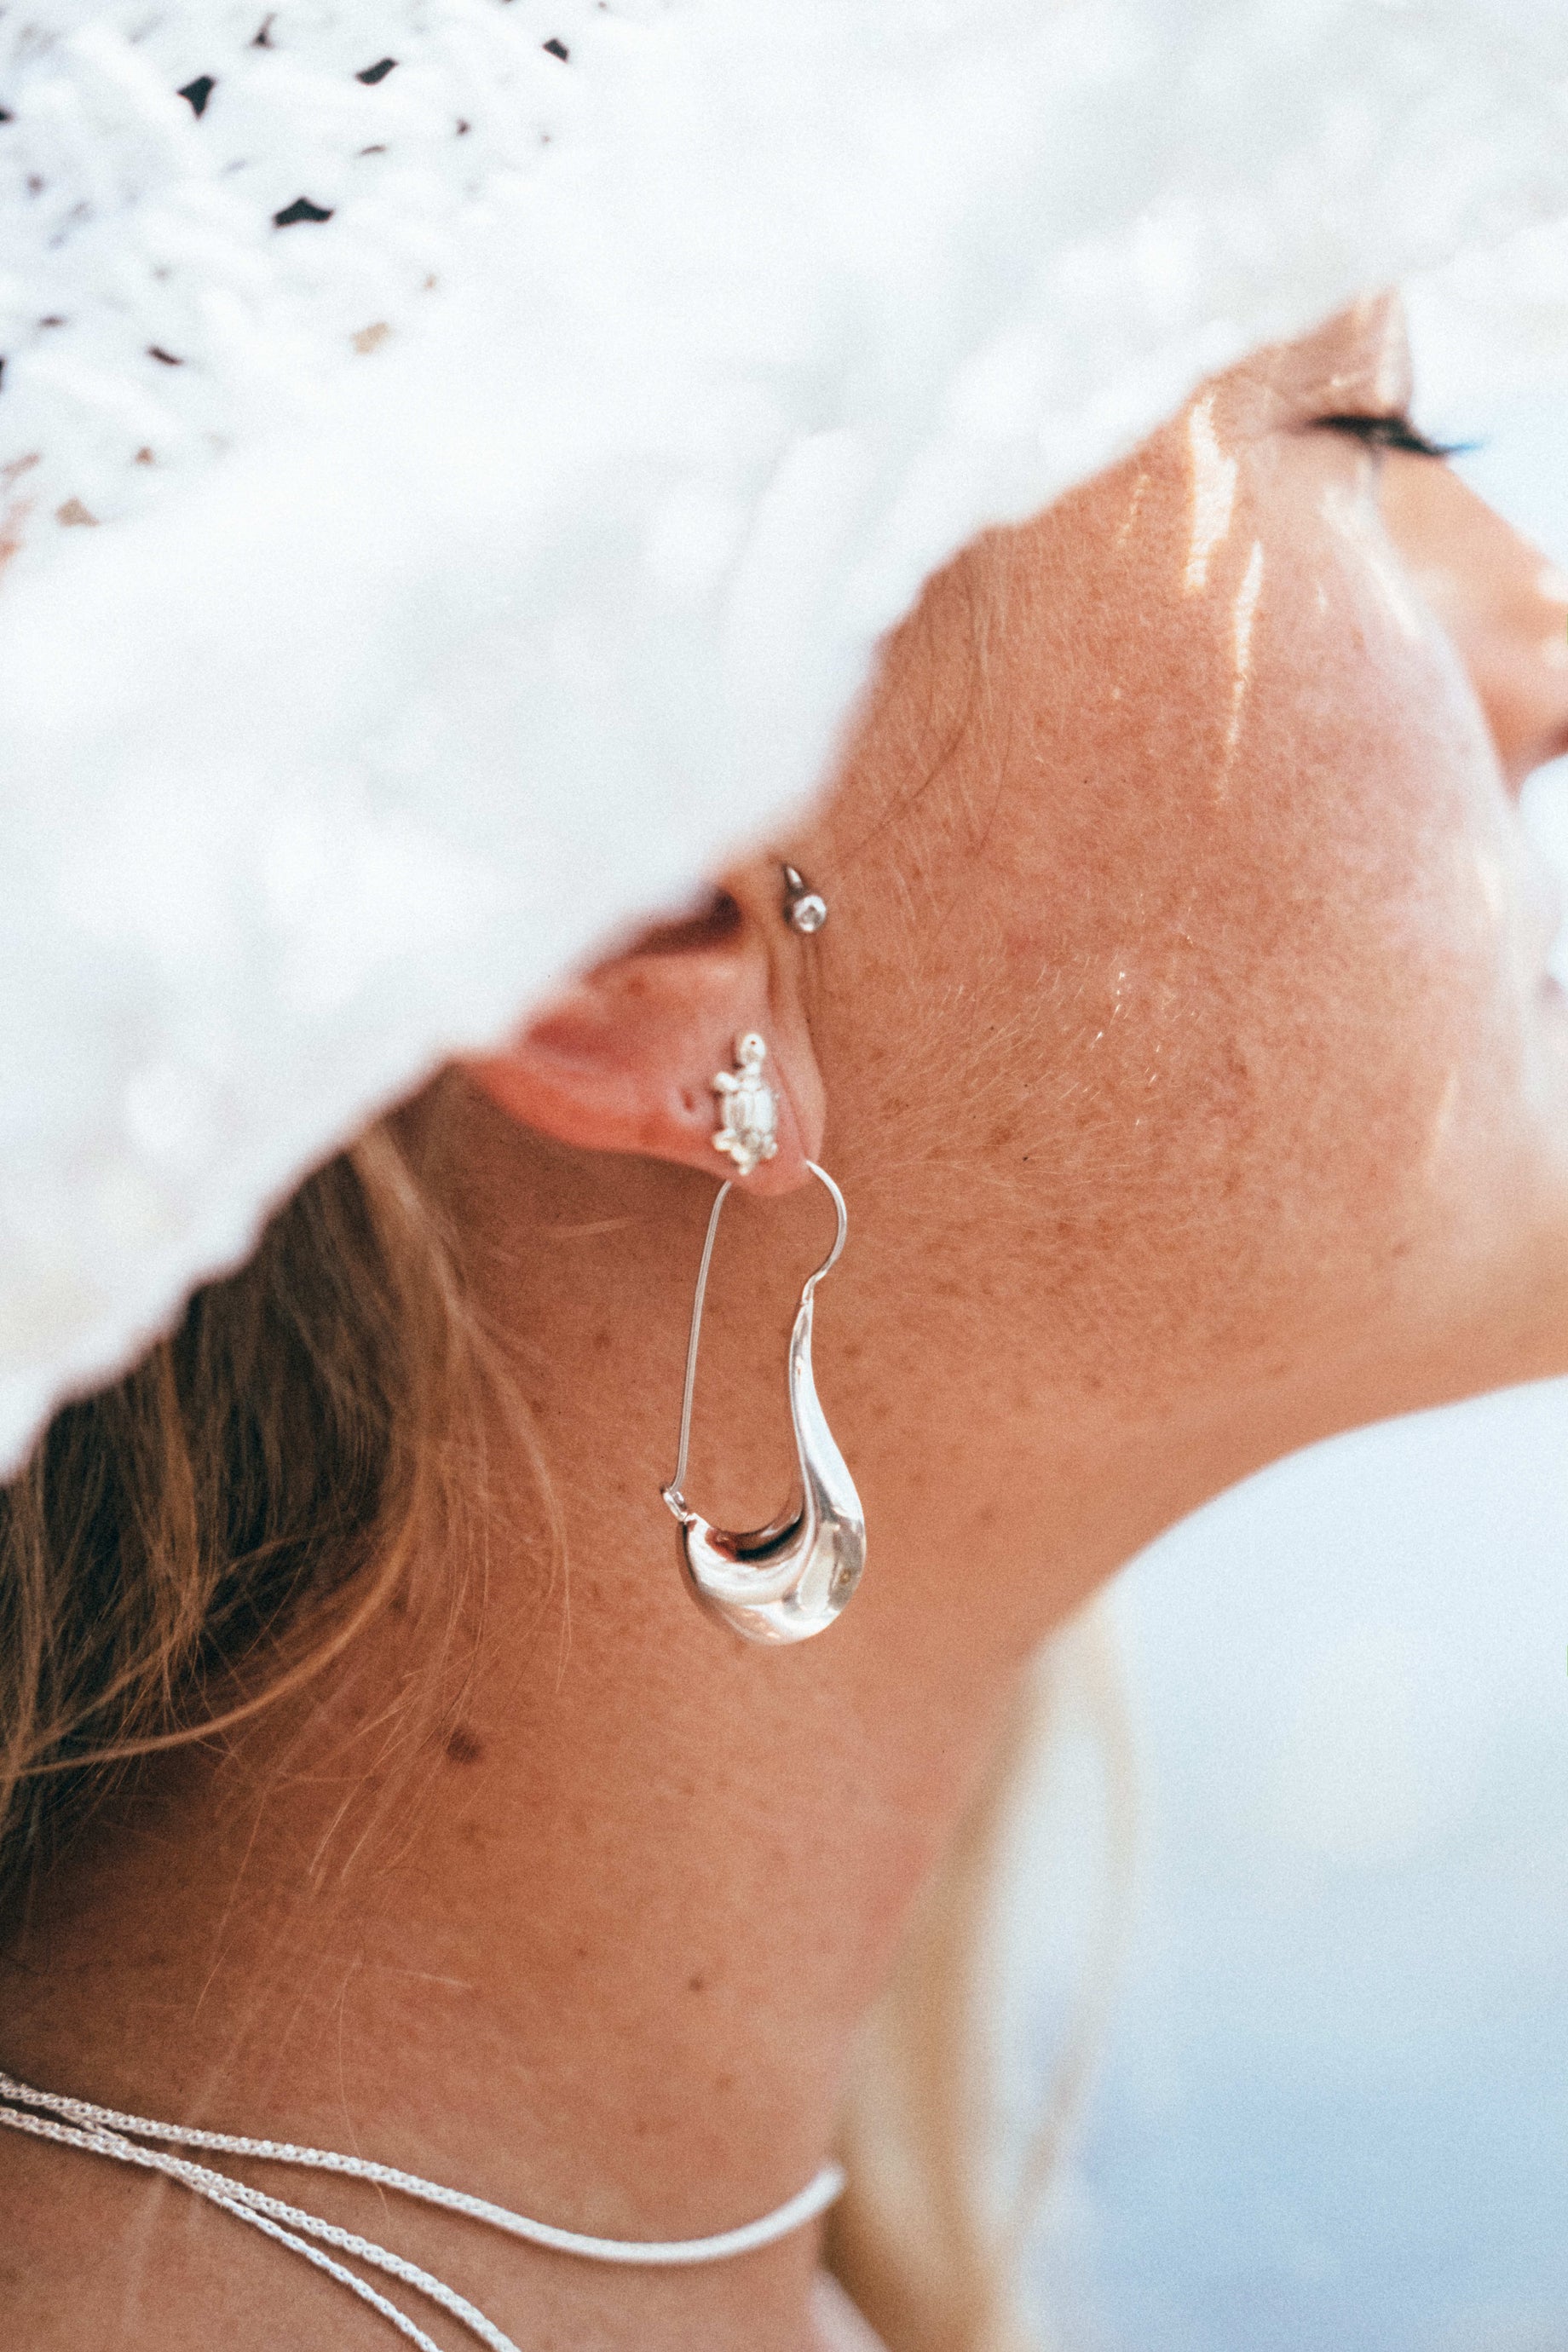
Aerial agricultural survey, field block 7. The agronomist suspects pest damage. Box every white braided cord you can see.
[0,2104,475,2352]
[0,2069,844,2262]
[0,2068,845,2344]
[0,2095,522,2351]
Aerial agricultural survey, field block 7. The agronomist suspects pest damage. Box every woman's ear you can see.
[464,870,826,1196]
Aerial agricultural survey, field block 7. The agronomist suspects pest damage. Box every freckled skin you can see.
[811,299,1568,1421]
[4,301,1568,2352]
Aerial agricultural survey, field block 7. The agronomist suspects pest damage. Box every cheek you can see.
[896,457,1533,1382]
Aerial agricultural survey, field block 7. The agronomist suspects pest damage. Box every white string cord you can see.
[0,2100,519,2352]
[0,2070,845,2346]
[0,2106,475,2352]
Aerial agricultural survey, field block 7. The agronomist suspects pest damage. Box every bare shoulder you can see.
[810,2272,889,2352]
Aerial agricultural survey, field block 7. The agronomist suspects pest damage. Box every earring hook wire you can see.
[662,1162,847,1520]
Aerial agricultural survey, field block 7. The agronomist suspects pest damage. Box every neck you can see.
[0,1105,1302,2352]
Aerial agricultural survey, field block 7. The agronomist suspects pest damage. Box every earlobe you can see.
[464,879,826,1195]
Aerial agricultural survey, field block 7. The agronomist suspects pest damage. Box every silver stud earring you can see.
[660,1162,865,1644]
[712,1030,779,1177]
[781,864,828,934]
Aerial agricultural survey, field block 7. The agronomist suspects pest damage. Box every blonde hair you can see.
[0,1082,1130,2349]
[829,1610,1137,2352]
[0,1092,484,1905]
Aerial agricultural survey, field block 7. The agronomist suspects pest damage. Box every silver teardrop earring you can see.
[660,1037,864,1645]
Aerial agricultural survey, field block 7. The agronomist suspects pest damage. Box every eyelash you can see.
[1314,412,1468,460]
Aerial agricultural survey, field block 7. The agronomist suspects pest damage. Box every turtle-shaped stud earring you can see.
[712,1032,778,1176]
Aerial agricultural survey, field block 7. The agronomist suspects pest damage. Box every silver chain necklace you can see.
[0,2070,845,2352]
